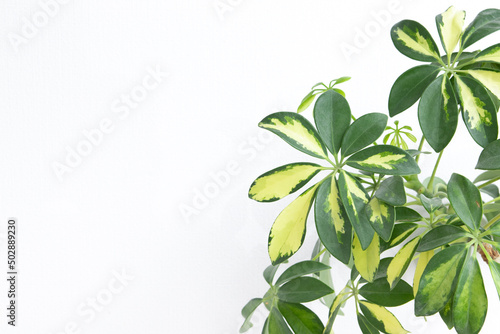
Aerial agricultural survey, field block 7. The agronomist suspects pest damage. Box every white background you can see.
[0,0,499,333]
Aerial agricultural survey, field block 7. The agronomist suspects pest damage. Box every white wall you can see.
[0,0,498,333]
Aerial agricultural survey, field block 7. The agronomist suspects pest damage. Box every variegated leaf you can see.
[346,145,420,176]
[461,9,500,49]
[365,197,395,242]
[259,112,328,159]
[387,237,420,289]
[353,233,380,283]
[455,75,498,147]
[436,6,465,58]
[391,20,440,62]
[467,69,500,100]
[413,250,434,296]
[249,163,324,202]
[338,171,374,250]
[268,183,320,265]
[359,301,409,334]
[474,43,500,64]
[315,175,352,264]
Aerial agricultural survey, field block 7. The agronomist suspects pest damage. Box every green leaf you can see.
[315,176,352,264]
[414,250,434,297]
[436,6,465,57]
[415,244,468,316]
[440,298,454,330]
[474,43,500,64]
[389,65,440,117]
[391,19,440,62]
[417,225,469,252]
[447,173,483,232]
[268,308,292,334]
[359,301,409,334]
[467,69,500,101]
[263,265,280,285]
[488,260,500,300]
[278,301,324,334]
[346,145,421,176]
[375,176,406,206]
[395,207,422,222]
[476,139,500,170]
[340,113,388,157]
[418,75,459,152]
[474,170,500,183]
[318,252,335,308]
[268,184,320,265]
[338,171,374,250]
[419,194,443,214]
[275,260,331,286]
[259,112,328,159]
[277,277,334,303]
[240,298,263,333]
[353,233,380,283]
[365,197,395,242]
[488,220,500,237]
[481,184,500,198]
[357,312,380,334]
[323,290,351,333]
[298,91,319,113]
[313,90,352,155]
[461,8,500,49]
[453,255,488,334]
[249,163,323,202]
[359,278,414,307]
[387,237,420,289]
[380,223,418,252]
[455,75,498,148]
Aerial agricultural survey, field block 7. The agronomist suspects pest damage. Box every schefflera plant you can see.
[241,6,500,334]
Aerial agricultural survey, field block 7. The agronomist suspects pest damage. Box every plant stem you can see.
[484,212,500,230]
[427,150,444,192]
[484,196,500,205]
[311,248,327,261]
[415,136,425,164]
[478,176,500,189]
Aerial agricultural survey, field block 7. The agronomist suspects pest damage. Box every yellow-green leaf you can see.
[436,6,465,57]
[413,250,434,296]
[453,255,488,334]
[346,145,420,176]
[365,197,395,242]
[268,183,320,265]
[387,237,420,289]
[259,112,328,159]
[474,43,500,64]
[391,20,441,62]
[353,233,380,283]
[359,301,409,334]
[455,75,498,148]
[323,289,350,334]
[338,171,375,250]
[249,163,323,202]
[467,69,500,100]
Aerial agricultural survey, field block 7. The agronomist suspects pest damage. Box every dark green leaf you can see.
[341,113,388,157]
[315,176,352,264]
[391,20,440,62]
[268,308,292,334]
[389,64,440,117]
[365,198,395,242]
[240,298,263,333]
[357,312,380,334]
[275,261,331,286]
[415,244,468,316]
[375,176,406,206]
[346,145,421,176]
[461,8,500,49]
[278,301,324,334]
[481,184,499,198]
[474,170,500,183]
[476,139,500,170]
[453,255,488,334]
[277,277,334,303]
[448,173,483,231]
[380,223,418,252]
[418,75,459,152]
[395,207,423,222]
[417,225,469,252]
[359,278,414,307]
[264,265,280,285]
[420,194,443,214]
[313,90,351,155]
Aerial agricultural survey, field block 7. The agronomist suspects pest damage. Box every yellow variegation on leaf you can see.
[352,233,380,282]
[387,237,420,289]
[436,6,465,57]
[268,183,320,265]
[413,250,434,296]
[474,44,500,64]
[249,163,323,202]
[359,301,409,334]
[466,69,500,100]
